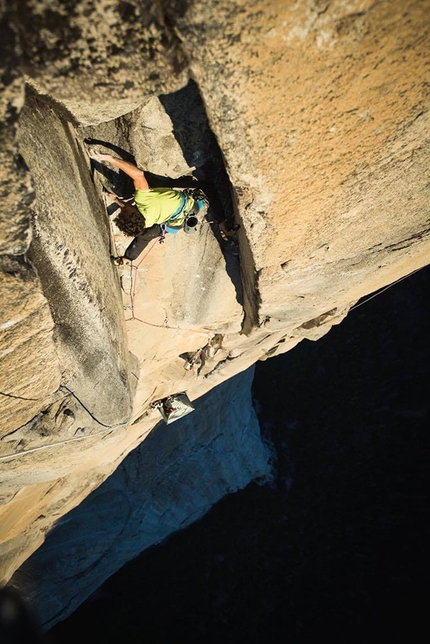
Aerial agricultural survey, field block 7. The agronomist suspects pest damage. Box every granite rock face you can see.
[12,367,272,630]
[1,0,429,628]
[166,0,430,329]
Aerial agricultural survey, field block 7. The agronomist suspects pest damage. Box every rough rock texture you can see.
[1,0,429,628]
[13,0,189,120]
[167,0,430,330]
[21,86,135,427]
[0,2,62,438]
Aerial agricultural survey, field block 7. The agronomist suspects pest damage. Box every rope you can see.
[125,236,208,334]
[126,238,176,329]
[135,237,160,268]
[0,386,130,462]
[349,266,423,312]
[0,391,39,402]
[0,427,115,462]
[62,386,123,429]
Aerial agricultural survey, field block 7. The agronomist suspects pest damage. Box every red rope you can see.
[133,316,171,328]
[135,238,159,269]
[124,236,208,335]
[127,238,178,329]
[130,239,157,323]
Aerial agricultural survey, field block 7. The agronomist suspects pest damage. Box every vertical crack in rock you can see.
[158,79,244,308]
[160,0,265,333]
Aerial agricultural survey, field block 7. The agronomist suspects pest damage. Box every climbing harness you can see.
[109,187,219,333]
[164,189,206,235]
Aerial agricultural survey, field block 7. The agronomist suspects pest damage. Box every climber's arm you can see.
[105,192,128,208]
[89,150,149,190]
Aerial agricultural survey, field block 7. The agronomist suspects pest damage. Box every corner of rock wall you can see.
[0,4,62,440]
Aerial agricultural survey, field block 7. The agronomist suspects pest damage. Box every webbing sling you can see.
[164,192,188,234]
[168,192,186,221]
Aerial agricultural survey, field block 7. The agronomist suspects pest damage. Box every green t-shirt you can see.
[134,188,186,228]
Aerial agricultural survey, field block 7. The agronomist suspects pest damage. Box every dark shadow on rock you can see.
[0,587,44,643]
[159,80,234,225]
[47,265,430,644]
[83,92,243,306]
[12,368,267,633]
[84,90,243,305]
[160,80,243,305]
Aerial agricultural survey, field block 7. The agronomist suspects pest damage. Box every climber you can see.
[88,148,240,261]
[88,148,206,264]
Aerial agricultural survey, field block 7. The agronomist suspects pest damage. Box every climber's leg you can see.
[123,225,160,261]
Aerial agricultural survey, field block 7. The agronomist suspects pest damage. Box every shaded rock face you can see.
[51,264,430,644]
[12,367,272,630]
[13,0,188,118]
[0,0,429,627]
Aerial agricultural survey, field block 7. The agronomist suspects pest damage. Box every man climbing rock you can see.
[88,148,239,264]
[88,148,204,263]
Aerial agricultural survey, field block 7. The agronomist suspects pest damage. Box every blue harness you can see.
[164,193,187,234]
[160,192,205,237]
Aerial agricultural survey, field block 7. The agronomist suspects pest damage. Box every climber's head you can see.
[114,205,146,236]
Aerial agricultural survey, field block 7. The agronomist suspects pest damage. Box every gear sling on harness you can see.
[123,191,203,261]
[123,193,186,261]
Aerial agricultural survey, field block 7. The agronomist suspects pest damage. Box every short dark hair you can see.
[114,205,146,236]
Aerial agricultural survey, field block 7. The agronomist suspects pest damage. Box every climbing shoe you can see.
[220,223,240,240]
[111,256,124,266]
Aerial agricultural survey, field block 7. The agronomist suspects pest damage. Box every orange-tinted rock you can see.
[0,0,429,615]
